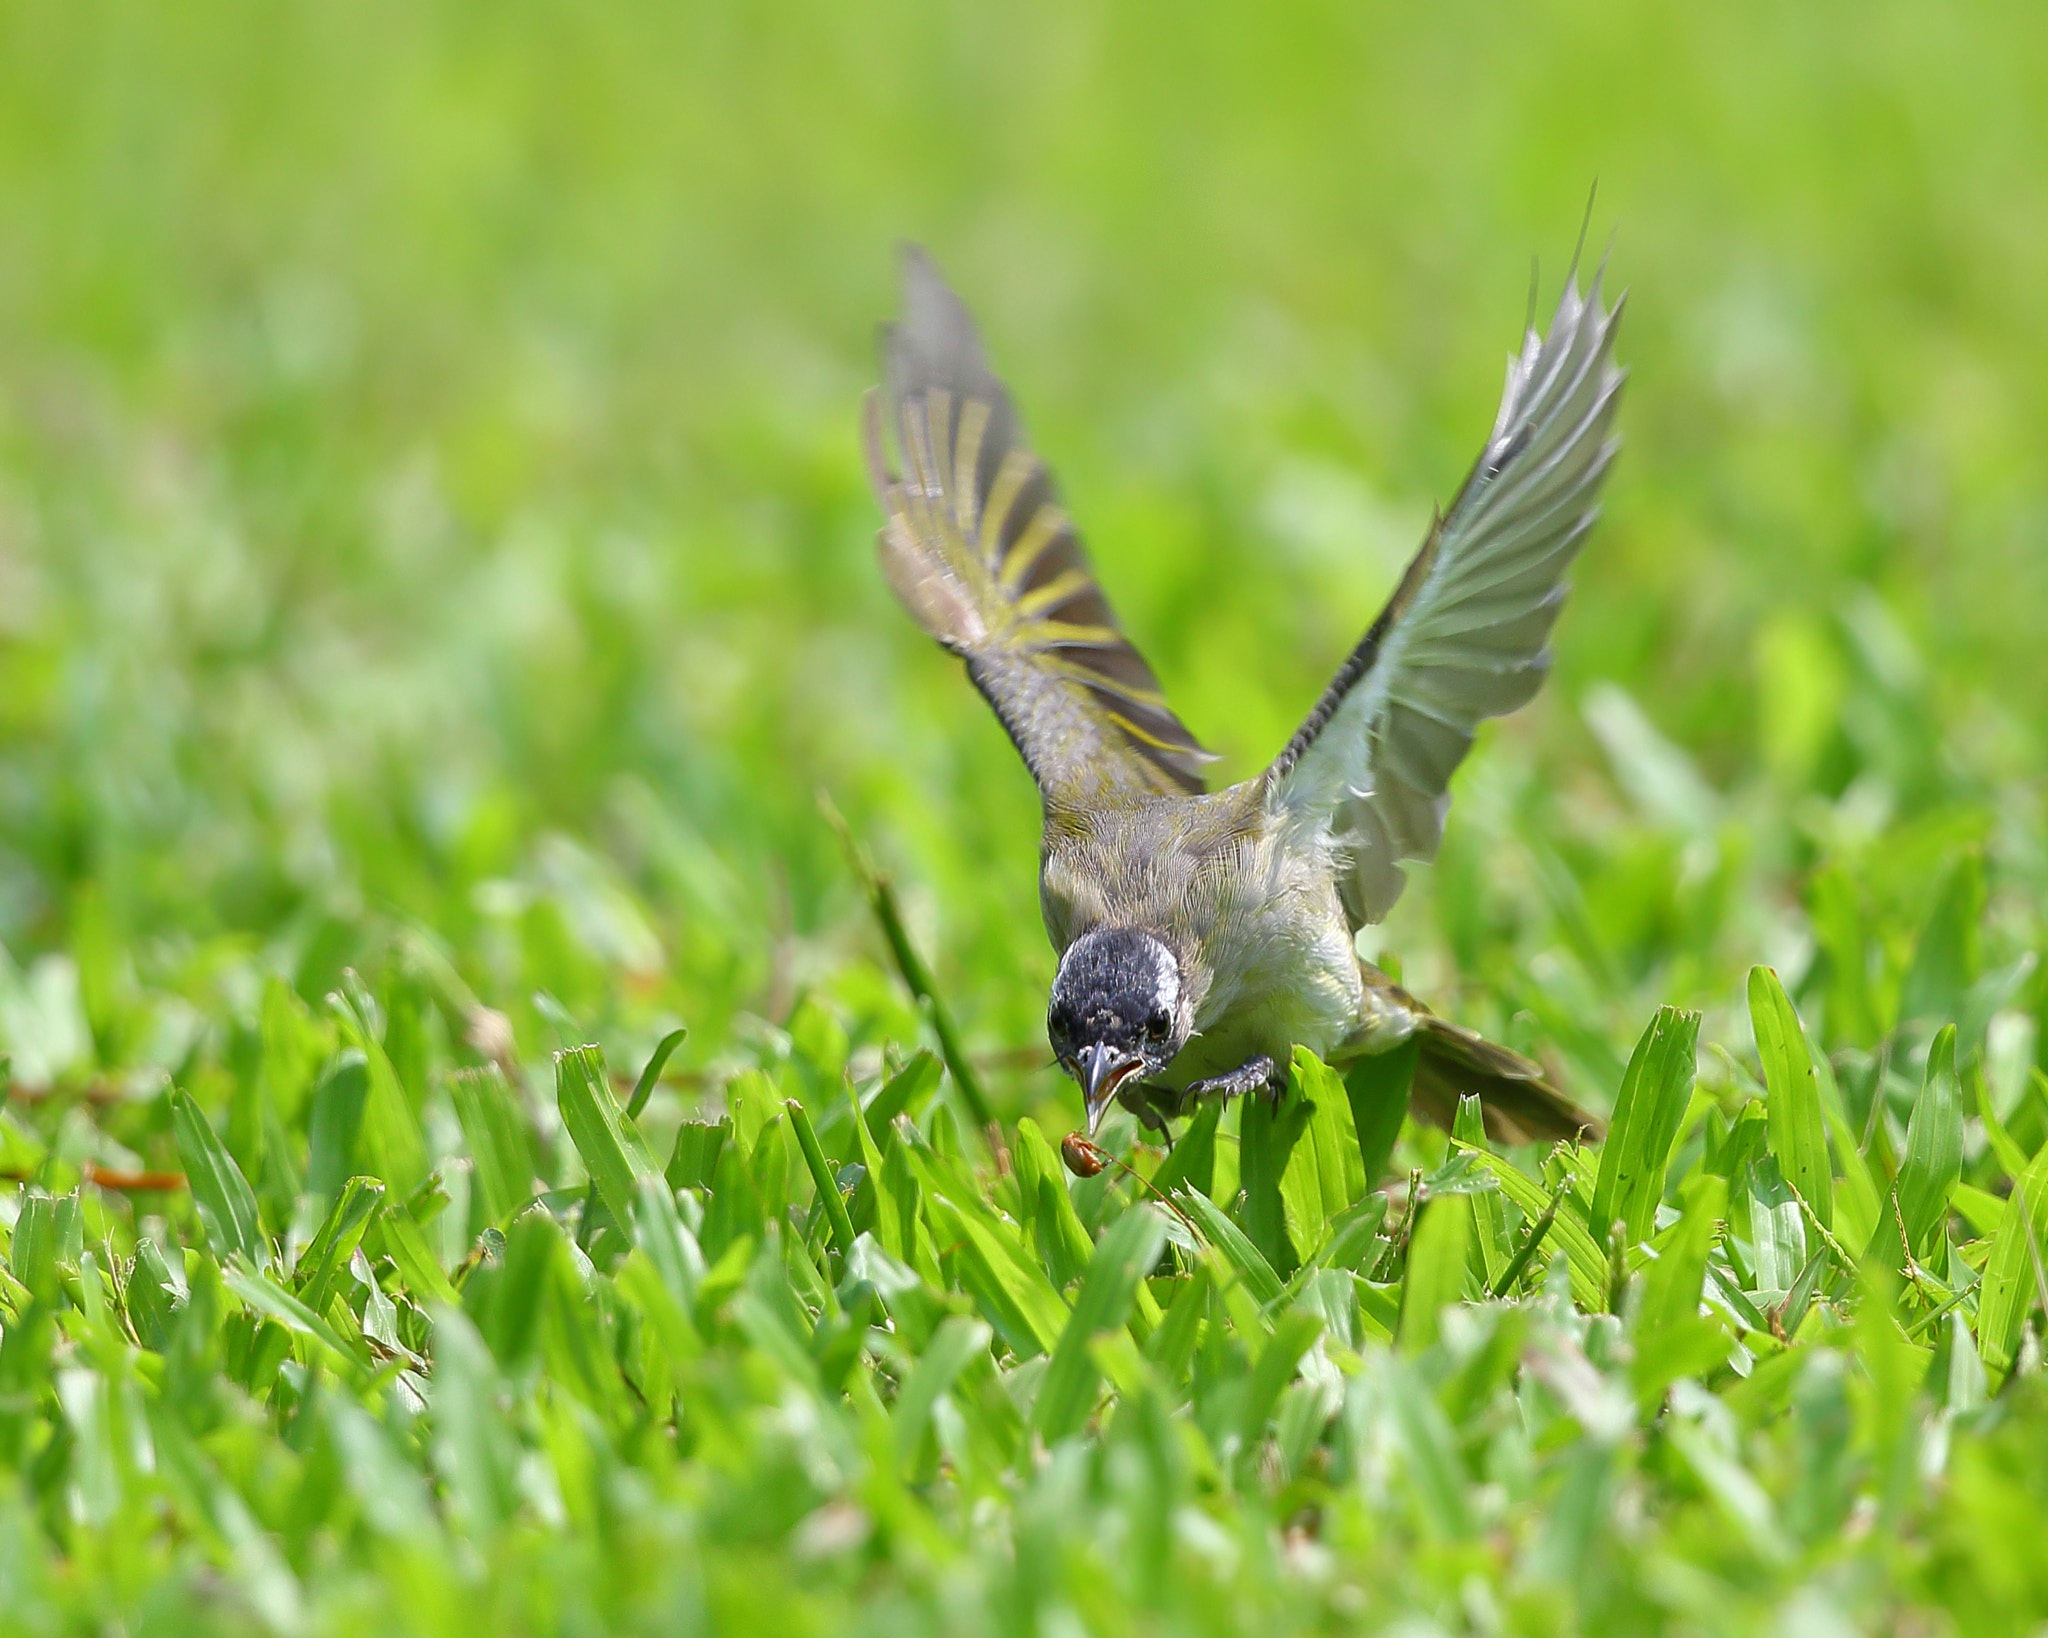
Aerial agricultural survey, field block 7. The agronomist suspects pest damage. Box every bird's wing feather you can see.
[868,247,1214,805]
[1265,271,1624,926]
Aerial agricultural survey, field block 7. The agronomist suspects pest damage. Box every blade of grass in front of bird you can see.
[1151,1098,1222,1202]
[1239,1071,1315,1274]
[905,1141,1068,1359]
[1455,1146,1607,1308]
[1235,1307,1324,1457]
[1452,1095,1511,1288]
[1035,1204,1169,1443]
[1750,967,1833,1233]
[1176,1185,1284,1308]
[1399,1191,1472,1354]
[1589,1006,1701,1245]
[1011,1117,1094,1289]
[1280,1048,1369,1257]
[1344,1039,1418,1190]
[891,1313,991,1477]
[1629,1174,1730,1409]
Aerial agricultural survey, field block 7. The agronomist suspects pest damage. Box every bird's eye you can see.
[1146,1007,1171,1041]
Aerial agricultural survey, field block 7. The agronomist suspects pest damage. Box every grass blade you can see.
[1453,1095,1512,1287]
[1975,1140,2048,1377]
[786,1097,856,1257]
[1344,1039,1419,1190]
[865,1048,942,1133]
[1749,966,1833,1232]
[1399,1191,1472,1354]
[222,1264,364,1378]
[626,1026,688,1119]
[891,1314,990,1476]
[171,1087,265,1267]
[449,1064,534,1228]
[306,1050,371,1204]
[822,798,995,1131]
[1456,1146,1607,1309]
[554,1044,662,1226]
[1239,1072,1315,1273]
[295,1177,385,1313]
[1282,1047,1370,1257]
[1034,1204,1169,1442]
[1630,1174,1730,1408]
[1588,1006,1701,1244]
[1236,1308,1324,1452]
[1895,1024,1962,1259]
[1176,1186,1284,1308]
[1151,1098,1222,1202]
[1012,1117,1094,1289]
[1746,1154,1807,1296]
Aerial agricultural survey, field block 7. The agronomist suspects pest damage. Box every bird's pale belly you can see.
[1156,931,1366,1094]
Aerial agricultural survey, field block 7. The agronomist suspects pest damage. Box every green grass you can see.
[3,0,2048,1630]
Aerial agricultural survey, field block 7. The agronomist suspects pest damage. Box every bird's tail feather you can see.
[1405,1013,1605,1146]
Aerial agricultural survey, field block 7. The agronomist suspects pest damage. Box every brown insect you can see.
[1060,1131,1108,1178]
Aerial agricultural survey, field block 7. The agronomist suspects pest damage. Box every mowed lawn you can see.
[2,1,2047,1631]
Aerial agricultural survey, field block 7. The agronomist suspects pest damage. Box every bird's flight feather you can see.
[1266,270,1625,927]
[867,248,1215,805]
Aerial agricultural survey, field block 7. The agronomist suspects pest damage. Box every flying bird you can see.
[865,246,1619,1150]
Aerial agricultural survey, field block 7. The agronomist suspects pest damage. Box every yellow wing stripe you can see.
[1098,707,1198,752]
[1039,659,1176,713]
[981,450,1038,566]
[1029,620,1128,649]
[998,500,1069,594]
[952,396,991,534]
[1013,566,1096,620]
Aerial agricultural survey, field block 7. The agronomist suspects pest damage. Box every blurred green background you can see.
[1,0,2044,1118]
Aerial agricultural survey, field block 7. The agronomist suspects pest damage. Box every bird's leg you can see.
[1120,1085,1177,1152]
[1139,1106,1175,1155]
[1180,1054,1279,1109]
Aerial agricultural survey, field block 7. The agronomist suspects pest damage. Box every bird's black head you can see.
[1047,927,1191,1136]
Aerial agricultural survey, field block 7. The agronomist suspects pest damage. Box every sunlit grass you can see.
[2,0,2047,1630]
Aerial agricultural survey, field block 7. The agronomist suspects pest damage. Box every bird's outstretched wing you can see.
[867,247,1214,805]
[1265,271,1624,926]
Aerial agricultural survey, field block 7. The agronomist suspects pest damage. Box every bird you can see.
[864,244,1619,1152]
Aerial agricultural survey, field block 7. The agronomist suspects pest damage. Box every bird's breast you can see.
[1163,843,1365,1089]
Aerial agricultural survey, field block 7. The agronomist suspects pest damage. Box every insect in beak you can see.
[1073,1043,1142,1138]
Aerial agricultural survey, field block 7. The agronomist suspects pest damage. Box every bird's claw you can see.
[1182,1054,1279,1109]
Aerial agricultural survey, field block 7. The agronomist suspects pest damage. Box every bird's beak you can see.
[1075,1043,1141,1138]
